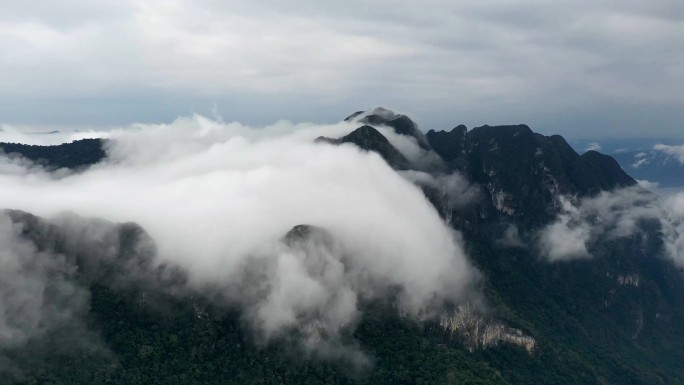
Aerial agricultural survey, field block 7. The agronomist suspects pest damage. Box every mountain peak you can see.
[345,107,431,150]
[283,224,335,250]
[316,125,410,169]
[426,124,637,225]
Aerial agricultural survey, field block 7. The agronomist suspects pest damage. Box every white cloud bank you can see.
[0,115,477,356]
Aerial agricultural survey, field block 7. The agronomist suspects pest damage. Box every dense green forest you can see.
[0,139,105,170]
[4,227,681,385]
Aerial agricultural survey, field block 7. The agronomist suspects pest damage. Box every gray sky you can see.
[1,0,682,138]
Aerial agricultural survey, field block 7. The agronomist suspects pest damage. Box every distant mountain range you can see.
[570,138,684,188]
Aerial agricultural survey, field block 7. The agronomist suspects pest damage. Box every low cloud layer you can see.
[0,115,477,358]
[0,213,90,348]
[536,185,684,267]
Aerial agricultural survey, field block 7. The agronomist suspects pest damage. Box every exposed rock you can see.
[426,124,638,227]
[440,303,536,354]
[617,274,640,287]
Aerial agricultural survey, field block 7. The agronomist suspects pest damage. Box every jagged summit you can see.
[345,107,431,150]
[3,112,684,384]
[572,150,638,194]
[316,125,410,169]
[423,122,637,225]
[344,106,396,123]
[337,111,639,225]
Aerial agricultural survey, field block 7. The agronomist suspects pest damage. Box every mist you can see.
[536,185,684,267]
[0,213,89,348]
[0,114,477,357]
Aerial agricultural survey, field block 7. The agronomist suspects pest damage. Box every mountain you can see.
[0,212,507,385]
[611,149,684,188]
[425,124,636,227]
[568,138,684,188]
[345,107,431,150]
[569,137,684,155]
[1,110,684,384]
[316,125,410,169]
[0,139,106,170]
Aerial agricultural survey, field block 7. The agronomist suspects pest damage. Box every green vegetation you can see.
[0,139,105,170]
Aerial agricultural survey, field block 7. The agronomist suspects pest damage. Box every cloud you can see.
[0,124,108,146]
[399,170,480,209]
[536,185,684,267]
[0,1,682,136]
[0,114,478,358]
[497,224,526,248]
[632,151,650,168]
[0,212,90,348]
[375,127,445,170]
[636,179,659,190]
[584,142,601,152]
[654,144,684,164]
[659,193,684,268]
[537,197,592,261]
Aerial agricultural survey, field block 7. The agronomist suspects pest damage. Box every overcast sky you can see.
[1,0,682,138]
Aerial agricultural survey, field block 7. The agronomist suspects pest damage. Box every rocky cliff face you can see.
[2,109,683,384]
[346,107,431,150]
[340,108,636,229]
[3,209,185,293]
[440,304,536,354]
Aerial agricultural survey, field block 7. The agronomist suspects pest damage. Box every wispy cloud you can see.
[536,185,684,267]
[654,144,684,164]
